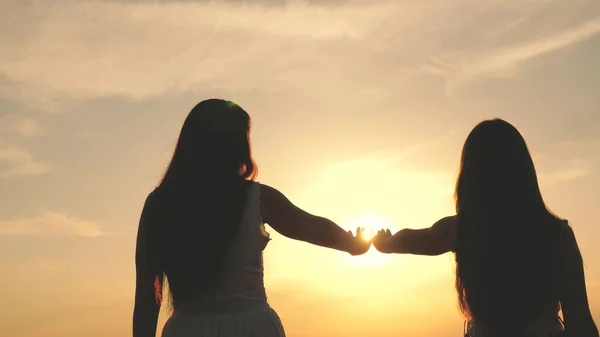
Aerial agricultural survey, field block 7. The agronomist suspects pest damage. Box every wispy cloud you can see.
[11,117,43,137]
[0,211,106,237]
[0,0,597,105]
[444,16,600,96]
[539,158,594,187]
[0,114,44,137]
[0,0,390,105]
[0,141,48,178]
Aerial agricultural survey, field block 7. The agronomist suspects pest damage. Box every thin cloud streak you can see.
[0,142,48,178]
[0,114,44,137]
[2,0,571,106]
[12,117,43,137]
[0,0,390,104]
[445,16,600,96]
[539,158,594,187]
[0,211,106,237]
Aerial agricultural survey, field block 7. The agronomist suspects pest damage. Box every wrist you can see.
[342,232,357,254]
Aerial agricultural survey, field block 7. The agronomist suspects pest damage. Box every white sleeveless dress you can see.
[161,182,286,337]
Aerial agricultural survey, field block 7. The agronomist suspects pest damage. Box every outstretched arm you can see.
[373,215,457,256]
[560,224,599,337]
[260,184,370,255]
[133,192,162,337]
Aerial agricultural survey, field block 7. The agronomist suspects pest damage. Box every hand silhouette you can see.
[372,229,393,253]
[347,227,371,256]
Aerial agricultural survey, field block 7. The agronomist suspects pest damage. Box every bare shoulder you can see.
[560,221,581,260]
[142,189,160,214]
[258,183,293,206]
[138,188,161,234]
[136,189,161,262]
[257,183,290,224]
[432,215,457,228]
[431,215,457,234]
[258,183,279,198]
[560,220,574,238]
[430,215,458,252]
[145,188,160,206]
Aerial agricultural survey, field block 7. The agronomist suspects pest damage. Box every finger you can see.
[386,229,392,235]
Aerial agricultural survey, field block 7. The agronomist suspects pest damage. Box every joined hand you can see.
[372,229,393,253]
[347,227,371,256]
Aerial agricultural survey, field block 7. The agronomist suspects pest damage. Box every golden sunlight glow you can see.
[361,228,376,241]
[344,212,397,236]
[3,2,599,337]
[343,212,398,267]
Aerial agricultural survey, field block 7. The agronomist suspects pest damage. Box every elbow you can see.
[423,243,452,256]
[420,249,447,256]
[277,228,304,242]
[402,244,450,256]
[408,246,447,256]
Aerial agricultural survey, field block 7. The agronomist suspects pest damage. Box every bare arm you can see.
[374,216,457,256]
[260,184,369,255]
[133,192,162,337]
[560,224,598,337]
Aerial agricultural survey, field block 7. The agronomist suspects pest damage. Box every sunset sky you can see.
[1,0,599,336]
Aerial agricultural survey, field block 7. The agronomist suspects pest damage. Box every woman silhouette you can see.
[373,119,598,337]
[133,99,370,337]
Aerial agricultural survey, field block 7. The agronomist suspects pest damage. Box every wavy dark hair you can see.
[149,99,257,310]
[454,119,563,332]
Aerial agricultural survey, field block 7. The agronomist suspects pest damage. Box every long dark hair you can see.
[454,119,563,332]
[150,99,257,310]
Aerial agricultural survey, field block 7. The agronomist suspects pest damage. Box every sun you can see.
[344,212,396,238]
[343,212,397,267]
[359,227,377,241]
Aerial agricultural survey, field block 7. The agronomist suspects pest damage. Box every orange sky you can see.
[1,1,599,336]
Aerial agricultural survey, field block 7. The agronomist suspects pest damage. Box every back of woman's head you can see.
[161,99,256,185]
[150,99,257,309]
[454,119,563,332]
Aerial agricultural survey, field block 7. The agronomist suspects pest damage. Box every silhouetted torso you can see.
[161,182,285,337]
[465,220,568,337]
[467,305,562,336]
[175,182,270,315]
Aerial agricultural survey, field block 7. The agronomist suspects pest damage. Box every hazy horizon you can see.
[1,0,599,336]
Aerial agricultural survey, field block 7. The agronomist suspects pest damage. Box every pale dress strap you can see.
[161,182,286,337]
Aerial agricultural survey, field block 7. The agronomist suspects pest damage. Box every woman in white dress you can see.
[132,99,370,337]
[373,119,598,337]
